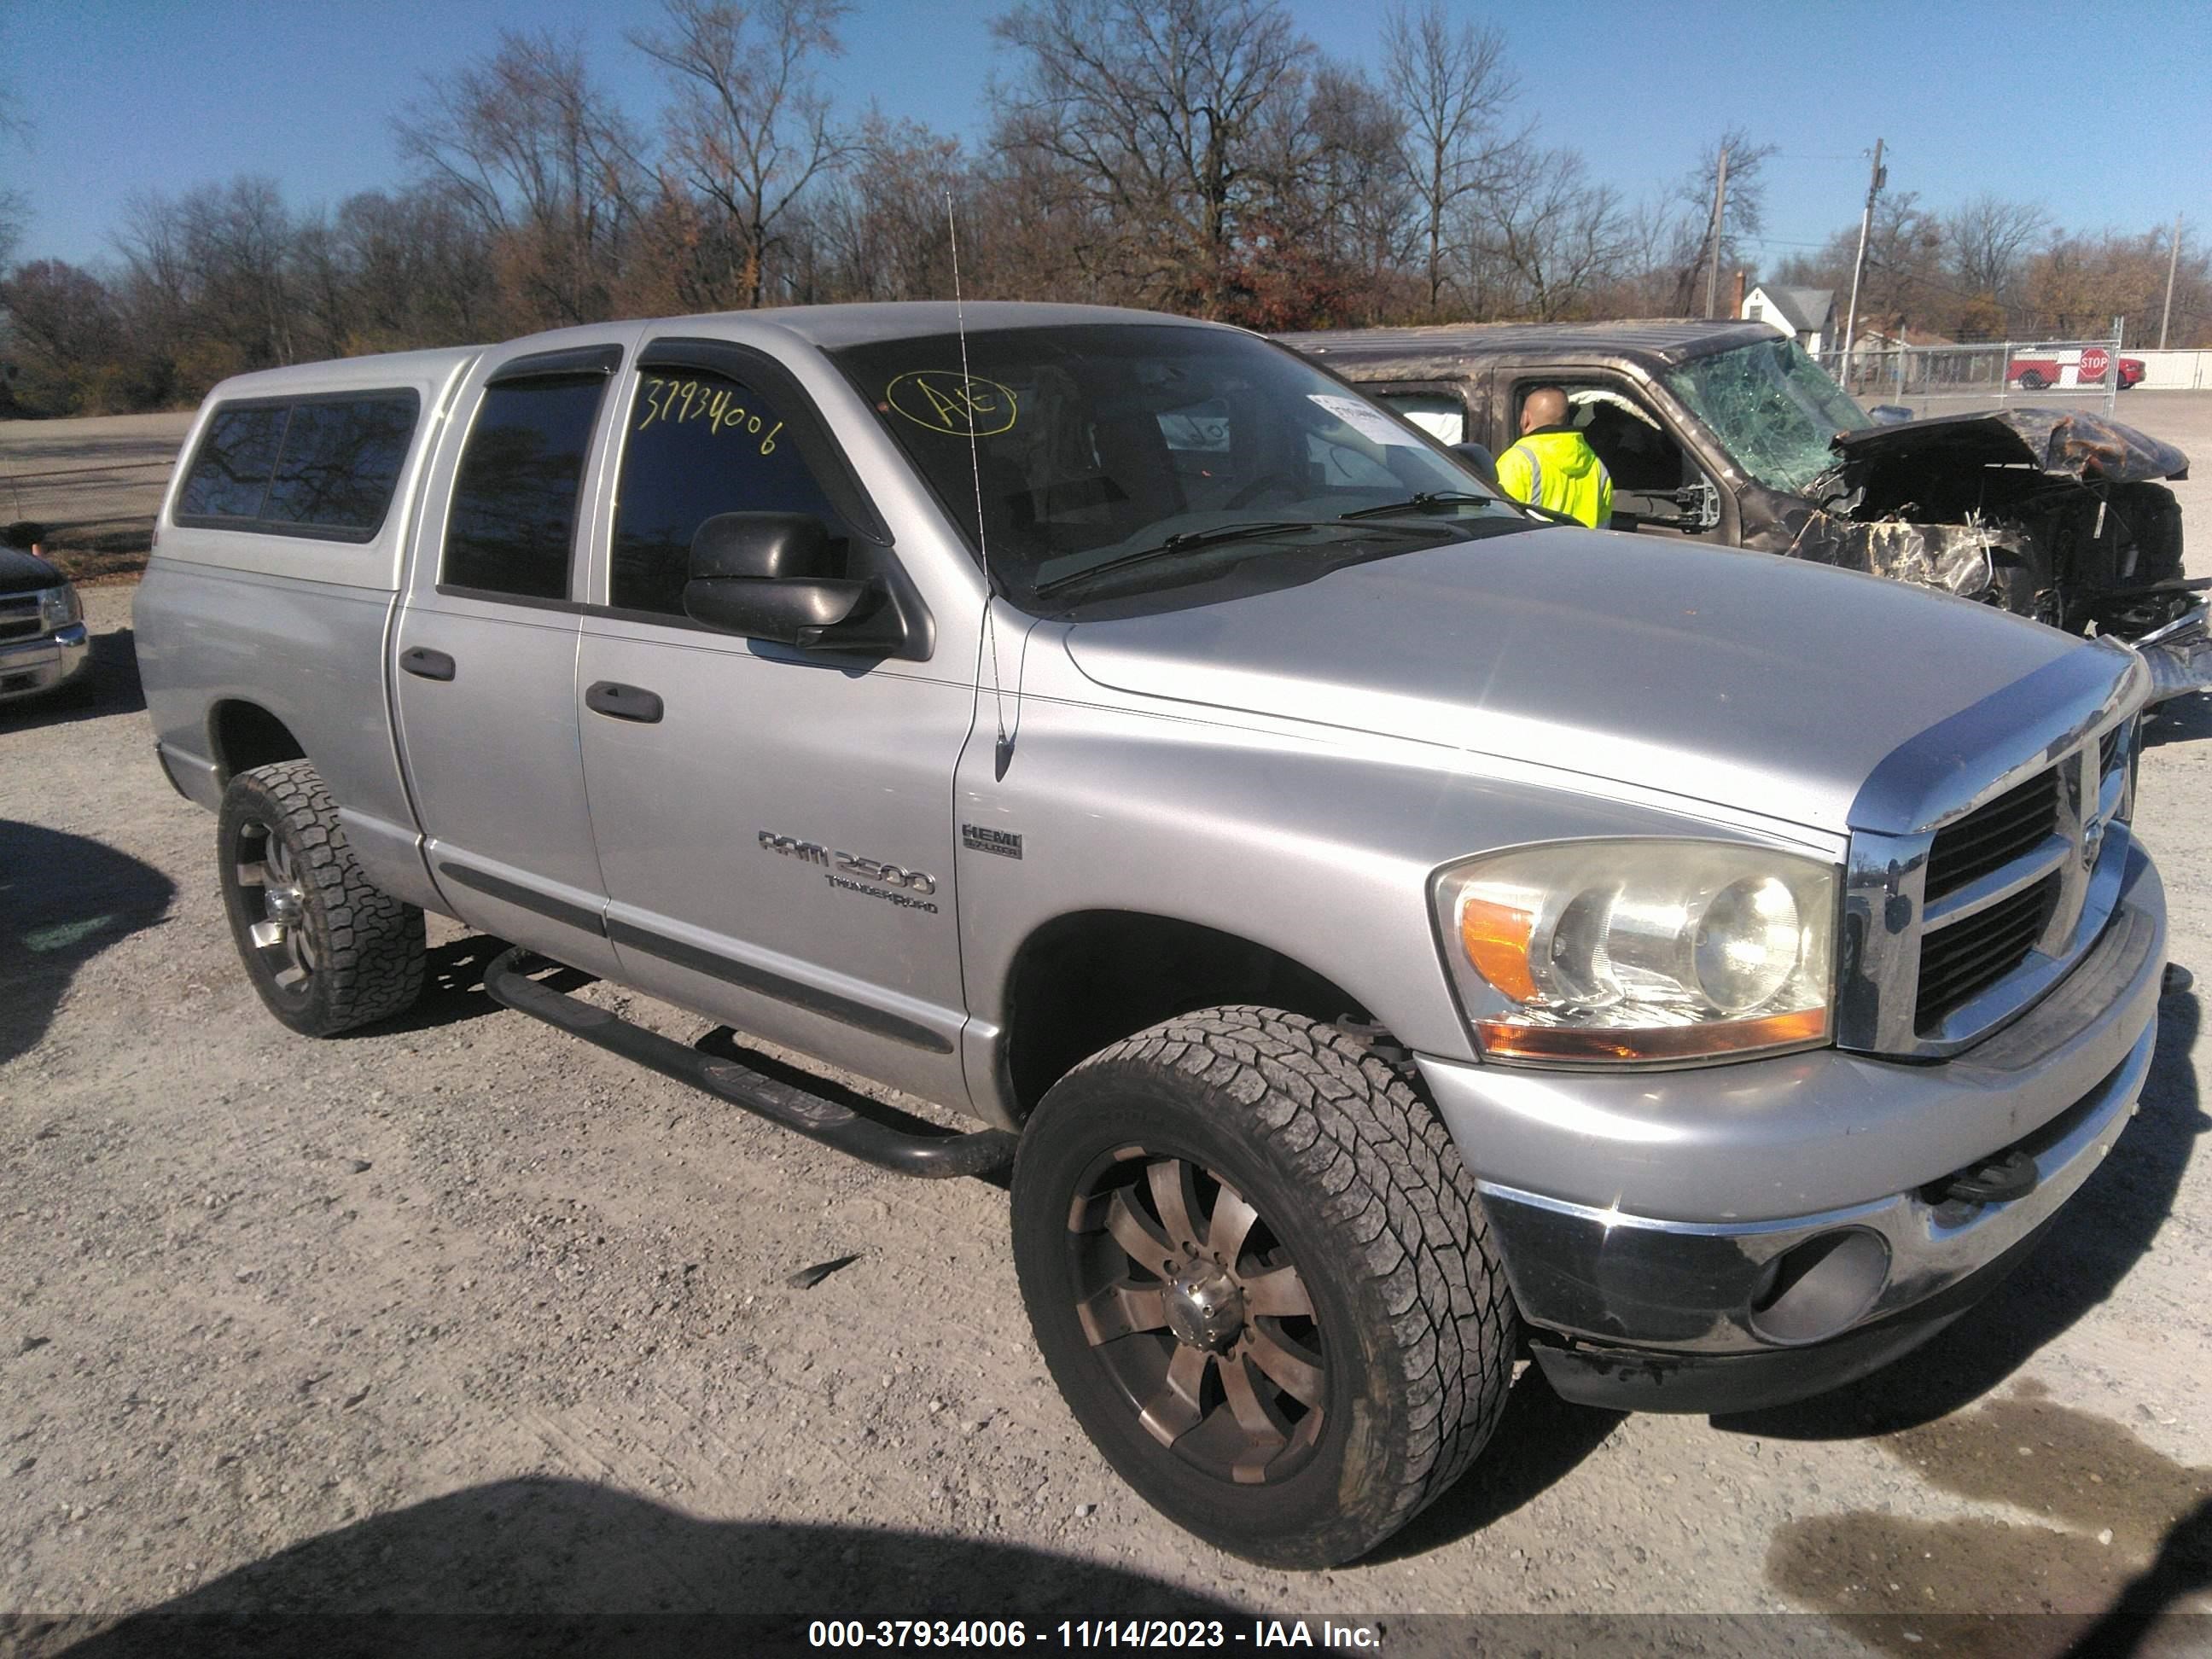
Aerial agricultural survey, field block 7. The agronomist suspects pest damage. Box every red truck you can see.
[2007,344,2145,391]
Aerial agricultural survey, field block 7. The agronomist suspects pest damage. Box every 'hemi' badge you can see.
[962,824,1023,860]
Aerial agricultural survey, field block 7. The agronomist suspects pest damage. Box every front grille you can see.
[0,597,42,643]
[2098,720,2128,781]
[1924,769,2059,900]
[1916,873,2059,1030]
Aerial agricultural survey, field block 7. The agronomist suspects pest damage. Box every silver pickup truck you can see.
[135,302,2166,1569]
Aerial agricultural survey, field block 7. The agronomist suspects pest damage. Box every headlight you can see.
[37,585,82,632]
[1435,840,1837,1065]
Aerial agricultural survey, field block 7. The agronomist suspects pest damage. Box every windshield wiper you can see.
[1033,520,1329,596]
[1338,491,1493,521]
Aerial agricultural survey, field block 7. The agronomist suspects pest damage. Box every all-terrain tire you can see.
[1010,1005,1516,1568]
[218,760,426,1036]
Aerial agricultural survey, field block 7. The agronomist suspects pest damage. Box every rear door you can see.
[391,336,637,977]
[573,336,978,1105]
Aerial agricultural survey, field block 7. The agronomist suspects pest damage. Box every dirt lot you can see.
[4,403,2212,1653]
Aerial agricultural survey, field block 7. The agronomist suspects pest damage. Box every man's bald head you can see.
[1522,387,1569,433]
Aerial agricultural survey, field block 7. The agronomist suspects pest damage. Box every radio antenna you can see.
[946,187,1016,778]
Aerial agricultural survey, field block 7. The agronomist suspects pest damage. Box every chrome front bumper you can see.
[0,622,90,703]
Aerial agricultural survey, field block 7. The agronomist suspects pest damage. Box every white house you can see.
[1742,283,1837,356]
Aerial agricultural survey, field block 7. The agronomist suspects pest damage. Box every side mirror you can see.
[1450,440,1500,491]
[682,512,905,652]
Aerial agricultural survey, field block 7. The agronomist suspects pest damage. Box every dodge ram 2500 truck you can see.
[136,302,2166,1569]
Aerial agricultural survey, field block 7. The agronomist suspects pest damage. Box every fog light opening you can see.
[1746,1229,1890,1347]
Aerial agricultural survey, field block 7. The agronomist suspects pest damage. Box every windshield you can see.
[1661,337,1870,497]
[829,323,1517,609]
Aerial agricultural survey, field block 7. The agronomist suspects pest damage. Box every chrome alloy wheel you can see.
[1065,1148,1327,1487]
[234,818,317,996]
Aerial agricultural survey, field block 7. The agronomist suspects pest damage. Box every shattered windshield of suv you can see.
[830,323,1522,610]
[1662,337,1871,498]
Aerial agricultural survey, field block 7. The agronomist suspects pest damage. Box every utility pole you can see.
[2160,212,2183,350]
[1703,145,1730,318]
[1840,137,1885,387]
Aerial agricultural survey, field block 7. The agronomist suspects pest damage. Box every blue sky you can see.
[5,0,2209,274]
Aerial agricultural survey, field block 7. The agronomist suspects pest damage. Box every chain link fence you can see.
[1816,320,2128,421]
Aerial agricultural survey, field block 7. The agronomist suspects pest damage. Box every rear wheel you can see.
[2017,369,2047,391]
[218,760,425,1035]
[1011,1006,1516,1567]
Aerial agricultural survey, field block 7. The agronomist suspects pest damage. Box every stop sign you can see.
[2081,346,2110,379]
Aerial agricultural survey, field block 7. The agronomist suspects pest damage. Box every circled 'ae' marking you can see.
[886,370,1017,436]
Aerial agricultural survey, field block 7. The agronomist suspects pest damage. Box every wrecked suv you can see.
[1284,322,2201,681]
[137,303,2165,1569]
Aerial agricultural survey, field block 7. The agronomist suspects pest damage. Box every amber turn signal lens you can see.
[1458,896,1538,1003]
[1475,1004,1830,1063]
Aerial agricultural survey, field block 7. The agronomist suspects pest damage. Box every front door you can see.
[1506,373,1732,542]
[574,339,978,1107]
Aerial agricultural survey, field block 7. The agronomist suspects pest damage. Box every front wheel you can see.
[218,760,426,1035]
[1010,1006,1516,1568]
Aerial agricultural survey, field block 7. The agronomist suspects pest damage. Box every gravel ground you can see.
[3,405,2212,1653]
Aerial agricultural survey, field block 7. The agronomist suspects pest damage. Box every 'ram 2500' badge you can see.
[758,830,939,901]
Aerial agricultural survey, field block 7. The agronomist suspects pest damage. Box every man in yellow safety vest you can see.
[1496,387,1614,528]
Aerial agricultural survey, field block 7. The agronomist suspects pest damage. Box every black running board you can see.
[482,946,1016,1179]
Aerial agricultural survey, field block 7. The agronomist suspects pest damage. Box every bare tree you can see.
[811,113,965,302]
[1295,65,1413,291]
[1382,2,1520,317]
[0,35,32,274]
[630,0,853,309]
[397,30,644,329]
[1944,192,2049,314]
[1473,147,1629,321]
[1670,126,1776,311]
[992,0,1313,312]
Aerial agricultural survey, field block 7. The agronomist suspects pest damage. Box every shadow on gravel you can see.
[44,1478,1248,1658]
[1720,981,2205,1441]
[0,819,174,1064]
[1361,1365,1625,1563]
[346,934,518,1038]
[2144,693,2212,749]
[0,626,144,729]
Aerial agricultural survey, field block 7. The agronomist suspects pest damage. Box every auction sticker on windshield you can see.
[1308,393,1418,446]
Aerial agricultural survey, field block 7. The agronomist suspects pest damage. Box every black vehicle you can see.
[1283,321,2203,677]
[0,537,93,707]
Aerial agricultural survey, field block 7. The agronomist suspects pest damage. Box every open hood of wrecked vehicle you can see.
[1062,530,2116,835]
[1829,407,2188,484]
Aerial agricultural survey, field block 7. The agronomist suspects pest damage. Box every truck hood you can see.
[0,546,65,597]
[1062,528,2099,834]
[1829,407,2188,485]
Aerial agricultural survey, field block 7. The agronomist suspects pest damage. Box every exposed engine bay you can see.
[1761,408,2193,639]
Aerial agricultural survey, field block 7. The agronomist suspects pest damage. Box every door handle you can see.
[585,680,664,724]
[400,646,456,682]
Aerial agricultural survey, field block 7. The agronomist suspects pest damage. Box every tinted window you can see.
[442,376,609,599]
[261,395,416,530]
[611,370,839,615]
[176,393,421,535]
[178,406,288,518]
